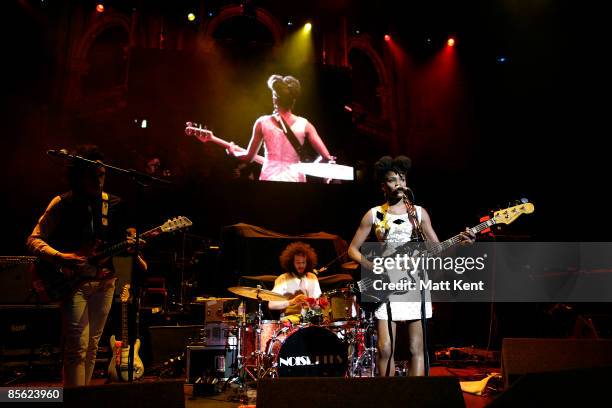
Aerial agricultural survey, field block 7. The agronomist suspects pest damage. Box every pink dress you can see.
[258,115,308,182]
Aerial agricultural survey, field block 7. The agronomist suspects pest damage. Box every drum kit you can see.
[203,279,377,382]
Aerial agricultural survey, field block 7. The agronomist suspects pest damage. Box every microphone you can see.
[46,149,70,158]
[397,186,416,204]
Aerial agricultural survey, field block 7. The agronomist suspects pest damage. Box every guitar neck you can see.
[193,131,266,165]
[427,219,496,255]
[121,301,128,343]
[88,226,161,263]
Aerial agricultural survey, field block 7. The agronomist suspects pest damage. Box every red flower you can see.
[318,296,329,308]
[306,297,317,308]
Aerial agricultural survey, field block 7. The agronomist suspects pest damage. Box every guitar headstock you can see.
[120,284,131,303]
[185,122,214,143]
[492,201,535,225]
[160,216,193,233]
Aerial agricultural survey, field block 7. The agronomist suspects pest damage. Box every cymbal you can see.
[228,286,287,301]
[241,275,278,282]
[290,162,354,180]
[341,261,359,270]
[317,274,354,284]
[193,296,238,303]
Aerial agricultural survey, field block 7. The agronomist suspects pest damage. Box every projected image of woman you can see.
[229,75,335,182]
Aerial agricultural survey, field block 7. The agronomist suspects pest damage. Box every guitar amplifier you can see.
[0,304,62,366]
[203,322,234,347]
[0,256,37,304]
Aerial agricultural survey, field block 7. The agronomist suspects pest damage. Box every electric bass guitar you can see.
[108,283,144,381]
[356,202,535,307]
[32,216,192,303]
[185,122,265,165]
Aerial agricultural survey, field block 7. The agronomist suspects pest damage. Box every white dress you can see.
[370,205,433,321]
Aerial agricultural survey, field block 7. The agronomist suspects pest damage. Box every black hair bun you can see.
[375,155,412,182]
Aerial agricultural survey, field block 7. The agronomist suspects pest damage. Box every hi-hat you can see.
[317,274,354,285]
[228,286,287,301]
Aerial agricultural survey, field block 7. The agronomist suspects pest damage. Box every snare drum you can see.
[322,288,360,322]
[268,325,348,377]
[241,320,283,359]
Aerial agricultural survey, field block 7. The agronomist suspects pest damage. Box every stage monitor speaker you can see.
[501,338,612,388]
[148,325,203,364]
[63,379,185,408]
[488,366,612,407]
[256,377,465,408]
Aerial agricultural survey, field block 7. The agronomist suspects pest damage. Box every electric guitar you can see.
[32,216,192,303]
[108,283,144,381]
[356,202,535,307]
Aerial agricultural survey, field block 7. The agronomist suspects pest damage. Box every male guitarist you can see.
[26,145,146,387]
[348,156,475,377]
[227,74,336,182]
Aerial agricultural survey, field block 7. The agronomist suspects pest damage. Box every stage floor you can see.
[4,365,498,408]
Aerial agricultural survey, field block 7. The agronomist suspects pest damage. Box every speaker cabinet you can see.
[501,338,612,387]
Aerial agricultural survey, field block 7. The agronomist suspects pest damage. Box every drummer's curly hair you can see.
[279,241,318,275]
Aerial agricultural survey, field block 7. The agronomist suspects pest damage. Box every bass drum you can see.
[268,325,348,377]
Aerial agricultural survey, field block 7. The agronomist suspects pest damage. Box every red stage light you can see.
[384,34,391,42]
[96,4,104,13]
[447,37,455,47]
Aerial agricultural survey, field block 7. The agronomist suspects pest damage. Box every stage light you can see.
[304,22,312,32]
[447,37,456,47]
[96,3,104,13]
[187,13,196,22]
[496,56,509,64]
[384,34,391,42]
[141,119,148,129]
[240,0,256,18]
[287,21,293,27]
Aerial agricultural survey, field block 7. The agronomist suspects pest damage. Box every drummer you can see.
[268,241,322,324]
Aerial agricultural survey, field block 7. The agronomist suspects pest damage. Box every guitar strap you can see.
[101,192,109,227]
[404,200,425,242]
[274,114,309,162]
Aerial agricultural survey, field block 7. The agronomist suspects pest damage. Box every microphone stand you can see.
[49,150,171,381]
[402,194,430,377]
